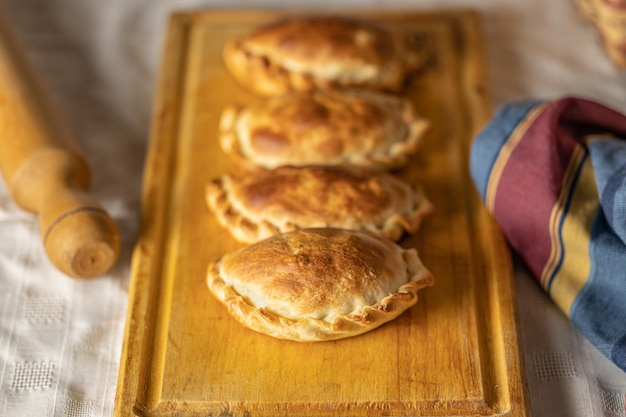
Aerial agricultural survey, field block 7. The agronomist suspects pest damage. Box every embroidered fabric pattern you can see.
[10,361,54,391]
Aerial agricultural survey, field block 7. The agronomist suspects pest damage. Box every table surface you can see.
[0,1,625,417]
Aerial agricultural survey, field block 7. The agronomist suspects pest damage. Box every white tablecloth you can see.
[0,1,624,416]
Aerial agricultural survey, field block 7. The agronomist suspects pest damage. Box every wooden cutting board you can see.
[114,9,531,417]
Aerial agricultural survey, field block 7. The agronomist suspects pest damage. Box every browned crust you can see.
[218,90,430,170]
[223,15,431,96]
[206,228,434,341]
[205,165,433,243]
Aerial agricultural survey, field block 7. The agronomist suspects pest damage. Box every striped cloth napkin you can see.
[470,97,626,373]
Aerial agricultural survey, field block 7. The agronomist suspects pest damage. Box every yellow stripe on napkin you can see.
[547,146,600,316]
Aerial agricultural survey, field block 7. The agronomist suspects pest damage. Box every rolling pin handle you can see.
[39,187,120,278]
[6,148,121,278]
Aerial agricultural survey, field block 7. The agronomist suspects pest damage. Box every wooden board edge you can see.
[114,12,193,417]
[456,12,532,417]
[460,12,532,417]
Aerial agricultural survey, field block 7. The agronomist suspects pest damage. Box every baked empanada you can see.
[206,165,433,243]
[207,228,434,341]
[219,89,429,170]
[223,15,430,96]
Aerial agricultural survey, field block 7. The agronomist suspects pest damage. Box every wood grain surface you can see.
[114,9,531,417]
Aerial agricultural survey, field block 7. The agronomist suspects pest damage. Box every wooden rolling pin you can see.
[0,12,120,278]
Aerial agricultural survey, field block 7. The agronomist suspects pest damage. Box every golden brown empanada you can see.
[223,15,430,96]
[219,89,429,170]
[207,227,434,341]
[206,165,433,243]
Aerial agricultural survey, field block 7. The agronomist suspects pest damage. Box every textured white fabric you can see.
[0,1,624,416]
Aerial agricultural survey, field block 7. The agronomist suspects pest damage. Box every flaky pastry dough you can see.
[206,165,433,243]
[223,15,430,96]
[218,89,429,170]
[207,228,434,341]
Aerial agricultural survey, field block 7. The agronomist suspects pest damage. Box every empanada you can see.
[223,15,430,96]
[207,228,434,341]
[206,165,433,243]
[219,89,429,170]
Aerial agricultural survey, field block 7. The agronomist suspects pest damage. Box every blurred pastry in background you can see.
[577,0,626,68]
